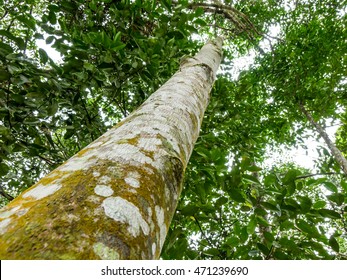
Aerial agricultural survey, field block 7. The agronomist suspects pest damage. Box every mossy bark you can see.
[0,37,223,259]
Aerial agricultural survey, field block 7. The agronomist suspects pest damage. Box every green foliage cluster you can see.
[1,0,347,259]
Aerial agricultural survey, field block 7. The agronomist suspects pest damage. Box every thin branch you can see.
[37,155,55,166]
[295,172,338,180]
[23,5,34,54]
[0,185,14,201]
[193,215,215,248]
[53,132,69,160]
[0,10,8,21]
[299,102,347,176]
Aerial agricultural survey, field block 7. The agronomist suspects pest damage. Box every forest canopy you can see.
[0,0,347,259]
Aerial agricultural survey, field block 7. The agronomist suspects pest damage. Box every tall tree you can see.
[1,0,346,260]
[0,37,223,259]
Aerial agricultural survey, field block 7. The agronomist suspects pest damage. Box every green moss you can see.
[0,131,186,259]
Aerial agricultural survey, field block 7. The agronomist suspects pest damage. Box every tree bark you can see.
[0,38,223,259]
[299,103,347,176]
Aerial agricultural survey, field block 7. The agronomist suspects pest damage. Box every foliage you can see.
[1,0,347,259]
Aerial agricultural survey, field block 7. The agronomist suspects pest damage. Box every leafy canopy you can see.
[0,0,346,259]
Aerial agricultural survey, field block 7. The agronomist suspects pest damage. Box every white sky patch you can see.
[263,120,341,171]
[36,39,62,63]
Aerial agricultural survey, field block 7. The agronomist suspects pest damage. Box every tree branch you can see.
[0,185,14,201]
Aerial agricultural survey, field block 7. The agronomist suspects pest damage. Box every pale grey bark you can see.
[0,38,223,259]
[299,103,347,176]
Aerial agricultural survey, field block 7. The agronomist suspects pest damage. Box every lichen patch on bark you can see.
[93,242,120,260]
[22,183,63,200]
[102,196,150,237]
[155,206,167,249]
[94,185,114,197]
[0,218,11,234]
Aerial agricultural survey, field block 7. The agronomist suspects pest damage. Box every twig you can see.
[295,172,338,180]
[0,185,14,201]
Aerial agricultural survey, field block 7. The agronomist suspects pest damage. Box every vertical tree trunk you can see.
[299,103,347,176]
[0,38,223,259]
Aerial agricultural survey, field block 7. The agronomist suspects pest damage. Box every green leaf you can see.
[263,232,275,243]
[132,61,138,68]
[318,209,341,219]
[273,251,290,260]
[7,64,21,74]
[46,36,55,44]
[89,0,97,11]
[322,181,338,193]
[113,31,122,43]
[282,169,300,185]
[194,7,205,17]
[111,44,126,52]
[0,70,10,81]
[48,10,57,25]
[0,42,13,55]
[64,128,75,139]
[0,126,10,135]
[299,196,312,213]
[39,48,49,64]
[0,162,10,176]
[26,92,46,99]
[194,19,207,26]
[215,196,228,207]
[341,181,347,193]
[225,236,239,247]
[16,15,36,30]
[313,200,326,209]
[246,165,263,172]
[329,236,339,253]
[247,216,257,234]
[47,101,58,116]
[242,174,261,185]
[204,248,220,256]
[264,174,277,187]
[261,201,278,211]
[181,205,199,216]
[161,0,172,12]
[151,0,156,11]
[257,242,269,255]
[83,62,95,71]
[228,188,245,203]
[0,30,25,49]
[280,220,294,230]
[327,193,344,206]
[239,226,249,243]
[296,219,320,238]
[254,207,267,216]
[256,216,270,227]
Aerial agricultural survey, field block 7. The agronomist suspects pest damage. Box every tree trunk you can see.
[299,103,347,176]
[0,38,223,259]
